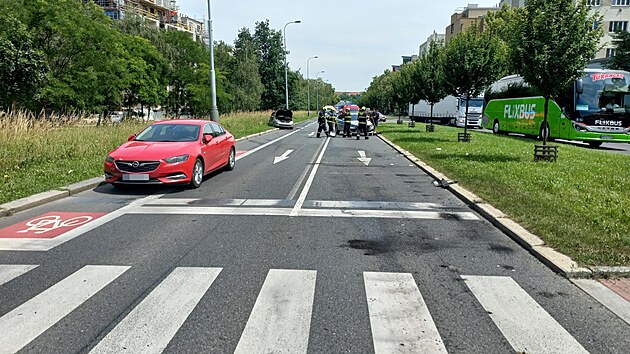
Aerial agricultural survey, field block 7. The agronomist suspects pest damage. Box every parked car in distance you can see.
[109,111,124,123]
[104,120,235,189]
[268,109,294,129]
[378,112,387,122]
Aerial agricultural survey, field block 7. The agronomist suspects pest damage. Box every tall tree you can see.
[229,28,263,111]
[510,0,601,145]
[607,31,630,72]
[254,20,285,110]
[0,14,47,110]
[443,26,506,138]
[416,40,447,126]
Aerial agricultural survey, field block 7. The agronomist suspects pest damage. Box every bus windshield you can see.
[576,72,630,116]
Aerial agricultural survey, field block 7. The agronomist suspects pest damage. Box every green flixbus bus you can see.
[482,69,630,148]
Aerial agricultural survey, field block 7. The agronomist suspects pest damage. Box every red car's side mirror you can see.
[203,133,213,144]
[127,134,135,142]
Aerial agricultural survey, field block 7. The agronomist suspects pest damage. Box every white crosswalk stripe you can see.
[89,267,222,354]
[0,265,592,353]
[234,269,317,354]
[462,275,589,354]
[0,264,38,286]
[364,272,447,354]
[0,265,129,354]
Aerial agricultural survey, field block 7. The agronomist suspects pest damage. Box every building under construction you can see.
[94,0,206,42]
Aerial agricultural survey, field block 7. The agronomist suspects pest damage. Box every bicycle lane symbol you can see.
[0,212,108,239]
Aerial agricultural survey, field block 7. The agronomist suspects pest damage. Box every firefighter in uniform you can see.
[341,108,352,138]
[316,109,328,138]
[326,108,337,137]
[357,106,369,140]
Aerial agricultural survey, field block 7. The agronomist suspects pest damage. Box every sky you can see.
[176,0,501,92]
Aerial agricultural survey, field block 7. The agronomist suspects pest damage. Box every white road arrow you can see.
[274,150,294,164]
[358,151,372,166]
[308,132,316,137]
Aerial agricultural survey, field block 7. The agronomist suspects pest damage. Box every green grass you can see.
[379,123,630,267]
[0,111,314,205]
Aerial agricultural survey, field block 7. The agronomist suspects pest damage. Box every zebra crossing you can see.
[0,264,589,354]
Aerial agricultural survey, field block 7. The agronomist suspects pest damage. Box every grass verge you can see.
[0,110,313,205]
[379,123,630,267]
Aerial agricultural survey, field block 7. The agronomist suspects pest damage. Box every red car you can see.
[104,120,235,188]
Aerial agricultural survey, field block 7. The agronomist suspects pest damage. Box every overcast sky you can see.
[177,0,500,92]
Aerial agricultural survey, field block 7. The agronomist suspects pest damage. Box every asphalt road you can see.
[0,119,629,353]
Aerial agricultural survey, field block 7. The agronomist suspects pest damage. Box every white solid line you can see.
[234,269,317,354]
[0,265,130,354]
[90,267,222,354]
[0,194,164,251]
[0,264,38,286]
[290,137,331,216]
[127,206,478,220]
[462,275,589,354]
[236,124,313,161]
[129,206,293,217]
[364,272,447,354]
[572,278,630,325]
[287,138,327,200]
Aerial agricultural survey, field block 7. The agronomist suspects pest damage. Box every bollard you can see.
[426,125,435,132]
[457,132,472,142]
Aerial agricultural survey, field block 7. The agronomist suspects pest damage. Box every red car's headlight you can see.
[105,155,114,163]
[164,154,189,164]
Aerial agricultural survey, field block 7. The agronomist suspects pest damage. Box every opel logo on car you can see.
[132,161,140,168]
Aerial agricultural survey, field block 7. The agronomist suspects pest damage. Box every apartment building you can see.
[444,4,499,42]
[499,0,630,59]
[93,0,206,42]
[419,31,445,57]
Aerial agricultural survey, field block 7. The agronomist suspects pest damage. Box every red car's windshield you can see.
[135,124,200,142]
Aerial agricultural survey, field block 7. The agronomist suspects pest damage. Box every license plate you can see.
[122,174,149,181]
[600,135,614,140]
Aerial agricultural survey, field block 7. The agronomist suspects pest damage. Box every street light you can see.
[283,20,301,110]
[316,70,325,111]
[306,56,318,116]
[206,0,219,122]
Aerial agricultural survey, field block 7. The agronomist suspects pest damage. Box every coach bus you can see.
[482,69,630,147]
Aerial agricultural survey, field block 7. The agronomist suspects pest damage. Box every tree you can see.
[0,14,47,110]
[416,40,447,126]
[510,0,601,145]
[608,31,630,72]
[254,20,285,110]
[443,26,506,138]
[229,28,263,111]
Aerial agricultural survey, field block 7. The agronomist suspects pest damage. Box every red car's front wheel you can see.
[190,159,204,188]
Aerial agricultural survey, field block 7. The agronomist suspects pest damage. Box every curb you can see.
[378,133,629,279]
[0,124,293,218]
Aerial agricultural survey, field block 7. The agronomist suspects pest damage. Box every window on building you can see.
[609,21,628,32]
[587,0,601,6]
[606,48,617,58]
[612,0,630,5]
[593,21,600,29]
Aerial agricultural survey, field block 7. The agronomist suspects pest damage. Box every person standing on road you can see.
[317,108,329,138]
[357,106,369,140]
[326,108,337,137]
[369,109,379,133]
[341,108,352,138]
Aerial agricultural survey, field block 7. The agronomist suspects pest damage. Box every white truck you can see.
[409,95,484,128]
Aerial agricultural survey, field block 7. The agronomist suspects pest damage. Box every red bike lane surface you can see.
[0,212,107,239]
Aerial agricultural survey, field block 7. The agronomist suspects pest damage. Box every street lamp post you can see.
[283,20,301,110]
[206,0,219,122]
[316,70,325,111]
[306,56,318,116]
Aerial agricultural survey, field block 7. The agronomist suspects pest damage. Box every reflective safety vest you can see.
[343,113,351,123]
[358,112,368,124]
[326,114,336,123]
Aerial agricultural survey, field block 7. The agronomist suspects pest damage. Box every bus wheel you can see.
[588,141,603,148]
[492,120,500,134]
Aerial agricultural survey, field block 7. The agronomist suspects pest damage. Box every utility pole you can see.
[316,70,325,111]
[306,56,318,116]
[206,0,219,122]
[283,20,301,110]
